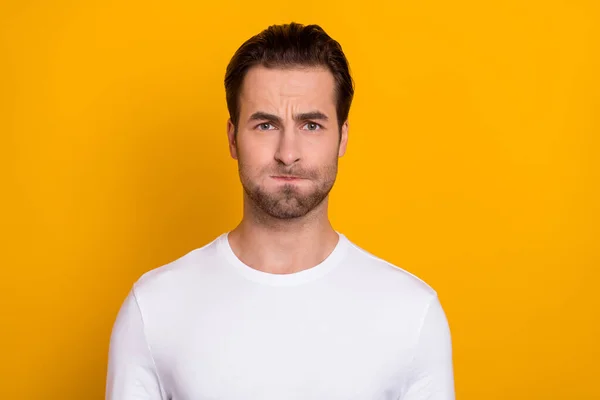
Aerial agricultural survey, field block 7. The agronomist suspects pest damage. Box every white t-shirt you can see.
[106,232,455,400]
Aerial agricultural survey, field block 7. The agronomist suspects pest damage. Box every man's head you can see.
[224,23,354,220]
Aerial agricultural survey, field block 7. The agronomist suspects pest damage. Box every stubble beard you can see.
[238,160,338,220]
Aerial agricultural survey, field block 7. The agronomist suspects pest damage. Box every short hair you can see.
[224,22,354,133]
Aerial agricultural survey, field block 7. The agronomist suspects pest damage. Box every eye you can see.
[302,122,322,131]
[256,122,276,131]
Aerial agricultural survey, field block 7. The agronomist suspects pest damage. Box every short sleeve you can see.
[402,295,455,400]
[106,288,166,400]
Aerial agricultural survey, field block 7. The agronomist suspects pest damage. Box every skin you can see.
[226,65,349,274]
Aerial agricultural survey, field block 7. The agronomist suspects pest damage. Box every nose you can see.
[274,128,300,166]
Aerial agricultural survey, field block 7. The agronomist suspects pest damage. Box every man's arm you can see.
[402,295,455,400]
[106,288,166,400]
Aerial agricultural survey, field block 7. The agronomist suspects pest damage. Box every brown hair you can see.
[224,22,354,134]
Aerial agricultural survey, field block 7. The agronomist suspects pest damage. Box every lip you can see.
[271,175,304,181]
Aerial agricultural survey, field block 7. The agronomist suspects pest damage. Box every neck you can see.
[227,196,340,274]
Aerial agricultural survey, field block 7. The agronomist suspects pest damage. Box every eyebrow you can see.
[248,111,329,124]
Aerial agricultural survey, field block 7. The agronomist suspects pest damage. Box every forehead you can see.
[239,66,336,115]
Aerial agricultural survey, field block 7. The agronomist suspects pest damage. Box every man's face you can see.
[227,66,349,220]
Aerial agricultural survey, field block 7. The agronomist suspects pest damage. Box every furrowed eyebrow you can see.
[248,112,283,125]
[294,111,329,122]
[248,111,329,124]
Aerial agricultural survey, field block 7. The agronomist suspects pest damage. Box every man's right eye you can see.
[256,123,275,131]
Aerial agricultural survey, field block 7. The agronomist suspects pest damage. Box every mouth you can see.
[271,175,304,181]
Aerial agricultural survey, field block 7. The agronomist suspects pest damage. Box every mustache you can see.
[269,168,317,179]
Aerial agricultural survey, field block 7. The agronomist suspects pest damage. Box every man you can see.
[106,22,455,399]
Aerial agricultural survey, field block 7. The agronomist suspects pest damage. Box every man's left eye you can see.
[303,122,321,131]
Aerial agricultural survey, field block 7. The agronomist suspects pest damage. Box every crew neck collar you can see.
[217,231,349,286]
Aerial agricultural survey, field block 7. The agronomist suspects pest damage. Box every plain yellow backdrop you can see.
[1,0,599,398]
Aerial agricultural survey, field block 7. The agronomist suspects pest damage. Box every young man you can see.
[106,22,455,400]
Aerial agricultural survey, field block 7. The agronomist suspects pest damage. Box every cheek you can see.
[237,139,275,176]
[310,141,339,163]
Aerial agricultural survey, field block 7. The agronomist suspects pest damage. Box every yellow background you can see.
[2,0,599,398]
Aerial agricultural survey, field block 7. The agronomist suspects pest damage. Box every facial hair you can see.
[238,157,339,220]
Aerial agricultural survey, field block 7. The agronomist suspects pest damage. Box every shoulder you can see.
[341,234,438,303]
[337,234,446,342]
[131,234,222,301]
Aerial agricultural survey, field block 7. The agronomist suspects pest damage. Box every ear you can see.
[227,118,238,160]
[338,120,349,157]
